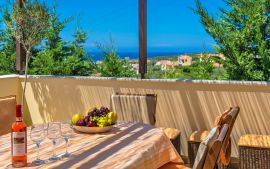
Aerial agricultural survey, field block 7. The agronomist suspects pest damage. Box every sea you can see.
[89,51,184,61]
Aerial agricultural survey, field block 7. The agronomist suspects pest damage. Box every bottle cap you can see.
[16,105,22,117]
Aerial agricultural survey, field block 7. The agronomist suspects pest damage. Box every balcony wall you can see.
[1,75,270,158]
[0,75,20,99]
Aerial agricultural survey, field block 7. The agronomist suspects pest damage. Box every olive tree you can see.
[4,0,50,110]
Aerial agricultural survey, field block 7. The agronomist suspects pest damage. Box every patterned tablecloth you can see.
[0,122,182,169]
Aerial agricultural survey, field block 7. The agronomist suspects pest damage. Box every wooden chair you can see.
[188,107,240,167]
[110,93,181,153]
[159,124,230,169]
[0,95,16,135]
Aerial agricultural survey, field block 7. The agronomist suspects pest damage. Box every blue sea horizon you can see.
[88,51,187,61]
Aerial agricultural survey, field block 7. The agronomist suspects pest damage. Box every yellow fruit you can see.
[72,113,84,125]
[108,112,117,124]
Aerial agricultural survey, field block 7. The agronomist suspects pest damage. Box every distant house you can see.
[178,55,193,66]
[198,53,225,67]
[198,53,225,60]
[155,60,175,70]
[213,63,223,68]
[132,64,139,74]
[96,61,102,65]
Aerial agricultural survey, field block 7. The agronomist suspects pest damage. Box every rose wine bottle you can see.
[11,105,27,167]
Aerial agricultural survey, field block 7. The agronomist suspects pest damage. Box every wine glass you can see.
[61,121,74,158]
[30,124,46,165]
[47,122,61,161]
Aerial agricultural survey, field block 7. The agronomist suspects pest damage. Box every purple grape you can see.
[76,119,86,126]
[88,107,97,115]
[92,108,98,113]
[95,110,101,116]
[105,109,110,114]
[88,111,95,117]
[87,121,97,127]
[100,106,106,112]
[84,116,90,123]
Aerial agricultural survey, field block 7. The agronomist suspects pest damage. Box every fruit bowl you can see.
[73,125,114,134]
[71,106,117,134]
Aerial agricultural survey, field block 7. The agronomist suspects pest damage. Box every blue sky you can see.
[2,0,226,53]
[53,0,226,53]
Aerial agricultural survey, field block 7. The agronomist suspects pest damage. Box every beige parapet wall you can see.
[0,75,20,102]
[1,75,270,158]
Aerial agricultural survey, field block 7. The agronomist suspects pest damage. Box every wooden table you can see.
[0,122,182,169]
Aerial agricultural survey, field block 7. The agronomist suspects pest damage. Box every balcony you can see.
[1,74,269,167]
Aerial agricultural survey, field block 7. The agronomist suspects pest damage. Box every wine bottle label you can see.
[12,132,26,156]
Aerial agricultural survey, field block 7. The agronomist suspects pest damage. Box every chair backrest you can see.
[110,93,157,125]
[220,107,240,150]
[212,107,240,165]
[217,106,240,165]
[192,124,229,169]
[202,124,229,169]
[0,95,16,135]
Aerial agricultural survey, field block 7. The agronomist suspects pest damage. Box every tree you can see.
[63,27,95,76]
[0,8,16,74]
[29,7,95,76]
[195,0,270,81]
[29,4,68,75]
[96,38,136,77]
[43,5,68,50]
[30,26,95,76]
[194,53,215,79]
[4,0,50,109]
[146,61,163,78]
[163,68,182,79]
[0,0,95,78]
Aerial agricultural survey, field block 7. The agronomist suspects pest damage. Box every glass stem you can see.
[52,140,56,157]
[65,138,69,154]
[36,143,40,160]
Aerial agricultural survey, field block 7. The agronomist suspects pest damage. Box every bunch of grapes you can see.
[75,106,112,127]
[76,119,86,126]
[88,106,110,117]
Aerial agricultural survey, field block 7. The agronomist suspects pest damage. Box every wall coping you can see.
[1,74,270,86]
[0,74,18,79]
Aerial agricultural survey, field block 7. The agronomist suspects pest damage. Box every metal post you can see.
[16,0,26,75]
[139,0,147,79]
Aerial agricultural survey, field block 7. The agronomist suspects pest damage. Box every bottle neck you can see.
[16,117,23,122]
[16,105,22,122]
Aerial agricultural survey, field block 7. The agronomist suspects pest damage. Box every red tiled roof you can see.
[159,60,173,66]
[179,55,192,60]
